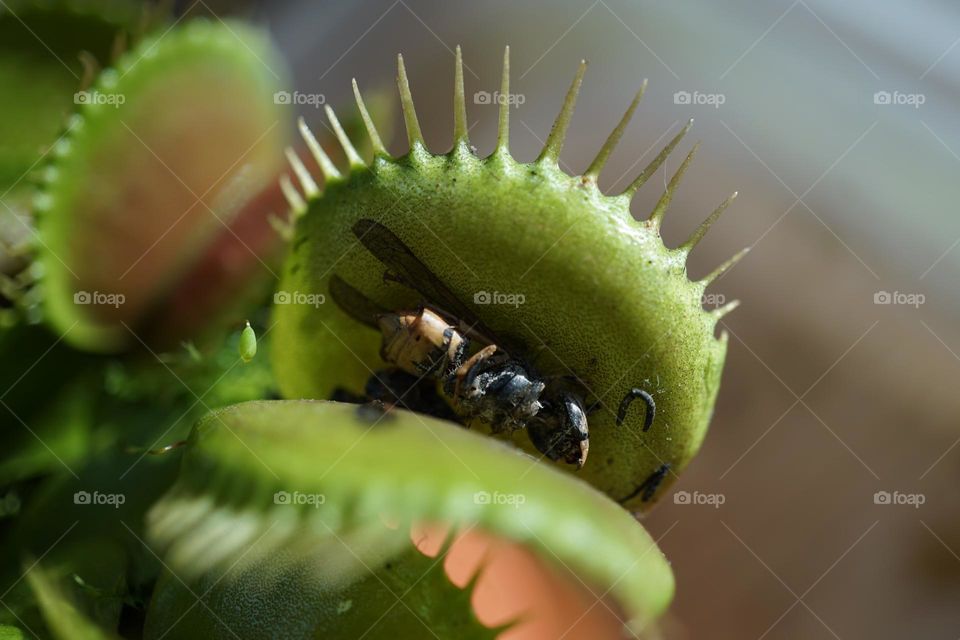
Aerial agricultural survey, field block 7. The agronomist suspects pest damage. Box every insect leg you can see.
[451,344,499,398]
[618,463,671,504]
[616,388,656,431]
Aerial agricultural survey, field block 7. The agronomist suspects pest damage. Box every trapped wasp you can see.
[328,219,657,475]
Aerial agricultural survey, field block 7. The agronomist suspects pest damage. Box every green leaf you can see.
[145,400,673,637]
[25,562,117,640]
[0,624,27,639]
[146,538,500,640]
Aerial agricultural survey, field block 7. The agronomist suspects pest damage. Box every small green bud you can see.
[239,321,257,363]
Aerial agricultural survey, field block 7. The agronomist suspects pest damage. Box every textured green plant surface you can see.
[23,563,116,640]
[36,18,289,351]
[144,400,673,637]
[0,0,151,193]
[273,49,741,511]
[0,0,158,325]
[0,323,277,637]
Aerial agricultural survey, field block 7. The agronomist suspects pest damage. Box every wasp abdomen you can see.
[377,308,466,378]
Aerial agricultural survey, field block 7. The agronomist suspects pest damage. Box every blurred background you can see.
[214,0,960,637]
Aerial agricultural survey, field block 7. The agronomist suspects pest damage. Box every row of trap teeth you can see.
[281,47,747,312]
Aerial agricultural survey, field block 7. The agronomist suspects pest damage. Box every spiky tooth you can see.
[352,78,388,157]
[297,118,341,183]
[284,147,319,198]
[681,191,738,254]
[279,175,306,217]
[496,46,511,153]
[453,45,469,146]
[268,213,294,241]
[648,142,699,230]
[397,54,425,149]
[324,105,364,170]
[537,59,587,163]
[585,80,647,180]
[712,299,741,320]
[624,119,693,197]
[703,247,749,285]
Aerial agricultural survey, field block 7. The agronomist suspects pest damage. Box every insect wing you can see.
[352,219,515,350]
[328,274,387,330]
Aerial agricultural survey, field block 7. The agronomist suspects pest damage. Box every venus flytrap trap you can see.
[138,46,743,639]
[34,19,290,352]
[0,0,160,326]
[144,400,674,638]
[273,47,744,512]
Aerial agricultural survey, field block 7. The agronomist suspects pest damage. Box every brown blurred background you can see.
[197,1,960,637]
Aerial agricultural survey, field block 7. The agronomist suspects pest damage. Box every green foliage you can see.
[25,562,116,640]
[0,323,278,637]
[145,400,674,637]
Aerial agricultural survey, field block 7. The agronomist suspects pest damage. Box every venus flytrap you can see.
[273,47,743,512]
[2,33,744,638]
[138,46,745,639]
